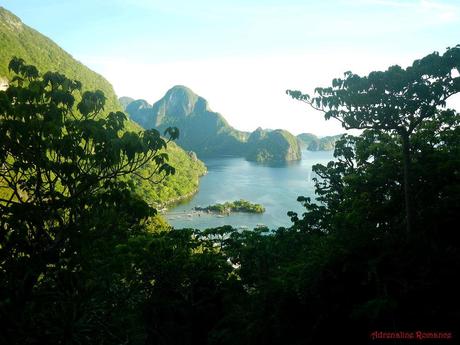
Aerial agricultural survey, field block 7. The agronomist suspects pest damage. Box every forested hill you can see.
[124,86,302,162]
[0,6,206,205]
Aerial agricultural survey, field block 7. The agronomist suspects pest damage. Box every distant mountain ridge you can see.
[297,133,343,151]
[124,86,302,163]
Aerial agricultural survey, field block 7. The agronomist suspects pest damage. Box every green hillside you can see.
[132,142,206,206]
[0,7,121,115]
[123,86,301,162]
[0,6,206,205]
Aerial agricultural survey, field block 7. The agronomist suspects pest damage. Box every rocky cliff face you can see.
[160,85,203,119]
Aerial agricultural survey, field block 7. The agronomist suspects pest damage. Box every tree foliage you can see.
[287,45,460,233]
[0,58,177,343]
[287,46,460,133]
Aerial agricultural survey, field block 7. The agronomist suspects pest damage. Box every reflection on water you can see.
[166,150,334,230]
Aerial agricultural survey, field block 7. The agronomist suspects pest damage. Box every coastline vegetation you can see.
[195,199,265,214]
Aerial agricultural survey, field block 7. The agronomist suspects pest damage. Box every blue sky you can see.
[2,0,460,135]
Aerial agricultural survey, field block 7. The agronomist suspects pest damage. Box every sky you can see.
[2,0,460,135]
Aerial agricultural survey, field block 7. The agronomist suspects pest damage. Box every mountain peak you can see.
[162,85,207,117]
[168,84,195,93]
[165,85,197,103]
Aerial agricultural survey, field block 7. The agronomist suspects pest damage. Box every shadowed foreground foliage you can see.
[1,49,460,345]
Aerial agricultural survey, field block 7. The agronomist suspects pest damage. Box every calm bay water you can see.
[166,150,334,230]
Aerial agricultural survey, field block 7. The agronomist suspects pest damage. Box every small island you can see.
[194,199,265,214]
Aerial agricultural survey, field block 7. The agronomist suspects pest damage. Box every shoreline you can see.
[152,166,207,212]
[153,188,199,212]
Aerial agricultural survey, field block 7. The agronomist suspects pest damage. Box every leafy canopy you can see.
[0,57,178,326]
[287,45,460,135]
[287,45,460,233]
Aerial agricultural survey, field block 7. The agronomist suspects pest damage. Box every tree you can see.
[0,57,178,342]
[287,108,460,341]
[287,45,460,233]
